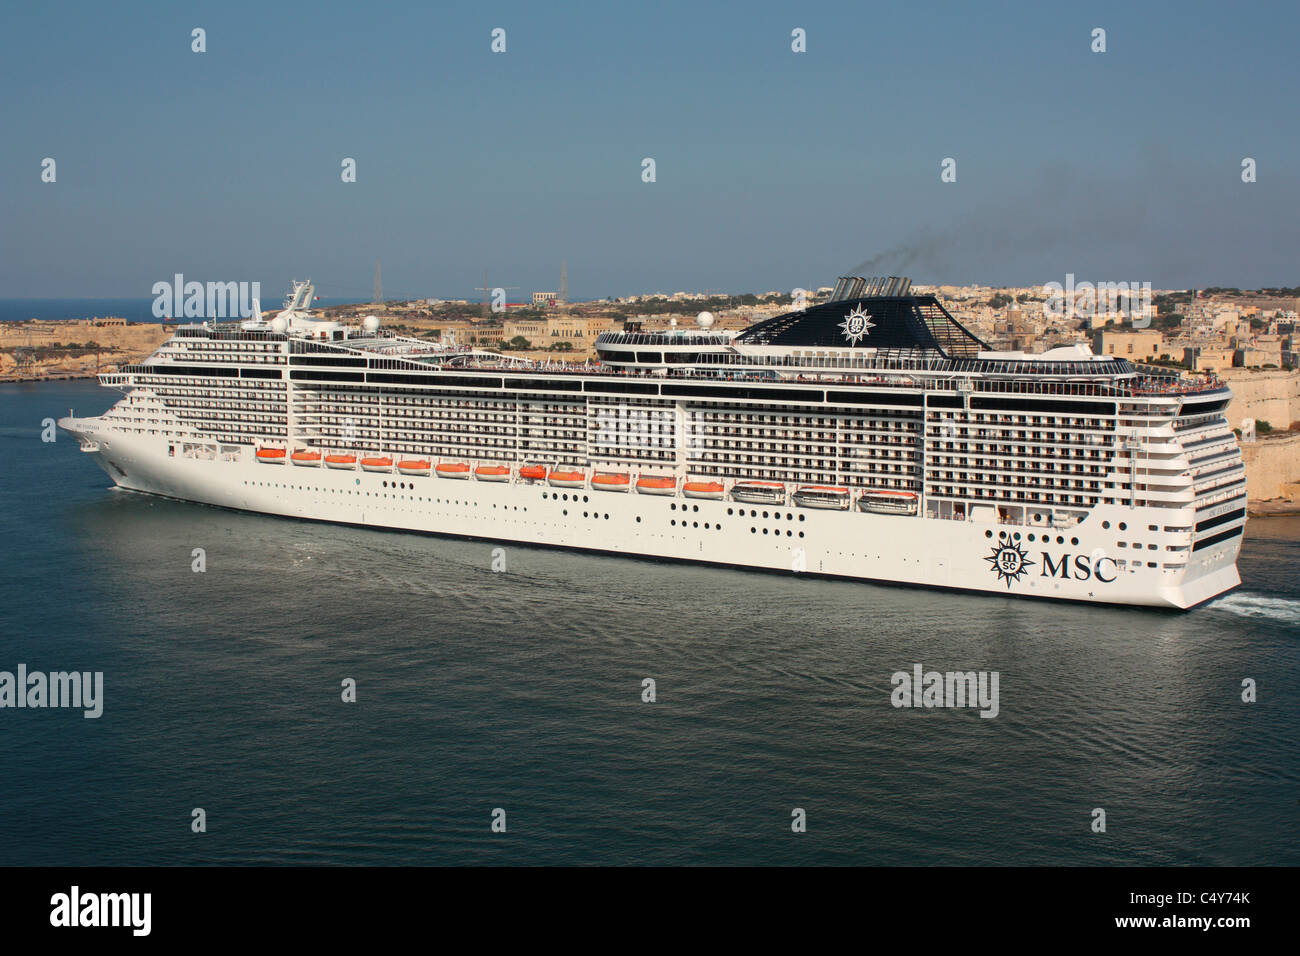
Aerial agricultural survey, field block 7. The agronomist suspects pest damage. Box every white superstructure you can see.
[59,278,1246,608]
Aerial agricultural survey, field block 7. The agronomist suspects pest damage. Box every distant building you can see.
[503,315,615,345]
[532,292,558,306]
[1183,345,1236,372]
[1092,329,1165,360]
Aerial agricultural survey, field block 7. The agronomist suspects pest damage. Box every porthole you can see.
[986,530,993,538]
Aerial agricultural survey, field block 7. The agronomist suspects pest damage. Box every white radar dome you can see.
[270,315,288,334]
[362,315,380,334]
[696,311,715,329]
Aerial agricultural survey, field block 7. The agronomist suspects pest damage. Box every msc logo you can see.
[839,305,875,344]
[1041,552,1118,583]
[985,539,1032,588]
[985,535,1117,587]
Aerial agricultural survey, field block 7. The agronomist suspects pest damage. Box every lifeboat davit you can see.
[592,472,630,492]
[636,475,677,496]
[731,481,786,505]
[474,464,511,482]
[361,456,394,473]
[256,447,286,464]
[518,464,547,482]
[325,453,357,469]
[683,480,725,500]
[398,459,432,476]
[435,461,471,479]
[548,468,586,489]
[793,485,851,510]
[291,450,322,467]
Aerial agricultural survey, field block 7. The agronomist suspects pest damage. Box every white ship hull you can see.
[60,421,1242,609]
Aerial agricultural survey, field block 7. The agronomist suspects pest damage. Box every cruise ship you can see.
[59,277,1246,608]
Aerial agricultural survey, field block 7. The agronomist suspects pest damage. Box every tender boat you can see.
[682,481,725,500]
[636,475,677,496]
[398,459,432,476]
[548,468,587,488]
[731,481,785,504]
[793,485,850,510]
[361,456,394,473]
[325,453,357,469]
[592,472,631,492]
[857,489,919,515]
[435,461,471,479]
[256,447,287,464]
[518,464,547,482]
[474,464,511,482]
[291,450,322,467]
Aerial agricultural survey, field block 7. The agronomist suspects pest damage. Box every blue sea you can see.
[1,379,1297,866]
[0,297,358,324]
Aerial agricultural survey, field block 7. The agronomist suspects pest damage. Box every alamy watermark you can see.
[1042,274,1152,328]
[1,664,103,718]
[151,273,261,320]
[890,663,999,718]
[50,886,150,936]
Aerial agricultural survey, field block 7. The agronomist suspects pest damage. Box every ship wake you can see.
[1210,592,1300,625]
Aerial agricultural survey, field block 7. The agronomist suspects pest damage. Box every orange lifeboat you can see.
[592,472,630,492]
[682,480,725,500]
[636,475,677,496]
[398,459,432,476]
[291,450,322,467]
[435,461,471,479]
[325,453,357,470]
[361,456,394,473]
[547,468,587,489]
[256,447,286,464]
[474,464,511,482]
[518,464,547,481]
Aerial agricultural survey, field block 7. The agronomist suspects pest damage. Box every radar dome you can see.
[270,315,288,334]
[696,311,715,329]
[362,315,380,334]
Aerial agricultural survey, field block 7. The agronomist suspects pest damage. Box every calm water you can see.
[1,380,1297,866]
[0,296,356,324]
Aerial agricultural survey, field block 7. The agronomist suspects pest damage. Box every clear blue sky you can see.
[1,0,1296,300]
